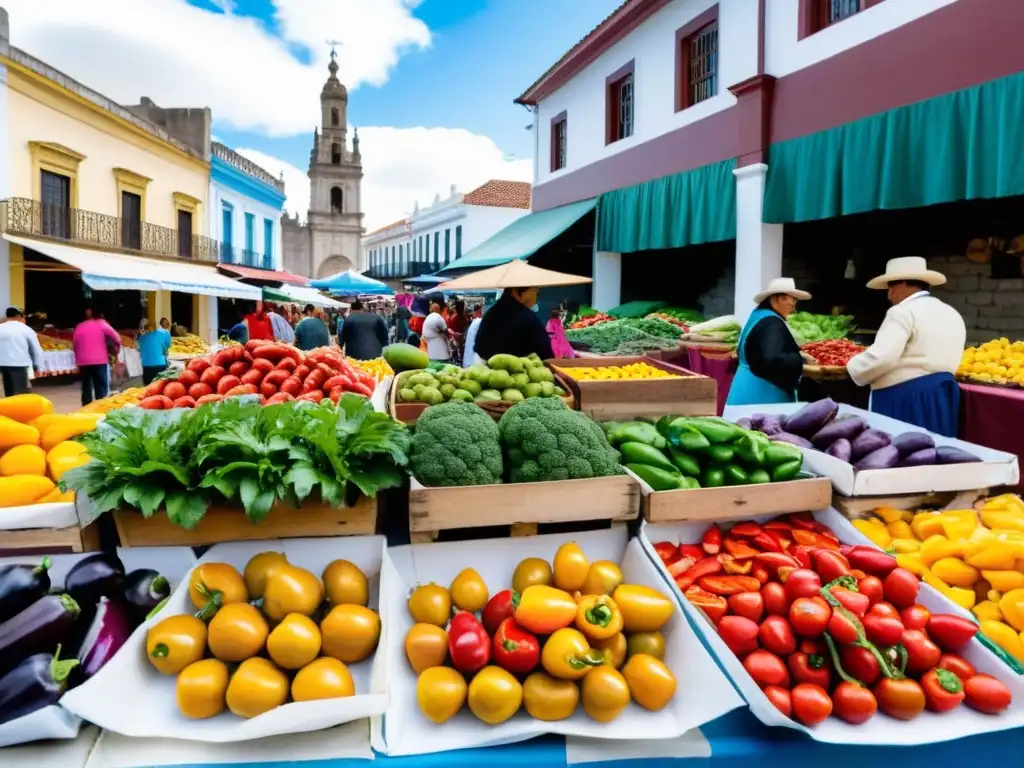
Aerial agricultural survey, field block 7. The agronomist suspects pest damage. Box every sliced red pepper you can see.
[675,555,722,590]
[718,553,753,575]
[792,529,840,550]
[729,521,763,538]
[764,530,792,550]
[813,550,851,583]
[786,512,816,531]
[763,520,793,535]
[653,541,679,564]
[684,585,728,623]
[827,610,861,645]
[667,556,696,578]
[699,574,763,596]
[702,525,723,555]
[754,552,801,578]
[723,537,760,560]
[677,544,705,561]
[789,545,815,570]
[752,532,783,553]
[752,564,771,584]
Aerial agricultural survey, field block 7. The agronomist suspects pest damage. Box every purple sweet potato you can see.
[825,438,852,462]
[850,429,893,461]
[784,398,839,438]
[759,417,783,437]
[900,448,937,467]
[773,432,813,449]
[749,414,767,430]
[811,417,867,449]
[735,417,752,430]
[854,445,901,470]
[936,446,983,464]
[891,432,936,458]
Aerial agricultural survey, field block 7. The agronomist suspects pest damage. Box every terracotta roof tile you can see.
[461,180,532,209]
[365,217,410,237]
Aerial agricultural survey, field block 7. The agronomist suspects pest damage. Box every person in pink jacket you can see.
[72,307,122,405]
[546,308,576,359]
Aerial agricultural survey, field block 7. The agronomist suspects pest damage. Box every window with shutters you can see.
[799,0,884,38]
[550,113,567,172]
[40,170,71,239]
[434,231,440,269]
[177,209,193,259]
[444,229,451,266]
[455,225,462,260]
[605,60,635,144]
[675,7,718,112]
[121,191,142,250]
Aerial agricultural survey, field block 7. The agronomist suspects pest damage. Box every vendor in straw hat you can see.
[727,278,811,406]
[846,257,965,436]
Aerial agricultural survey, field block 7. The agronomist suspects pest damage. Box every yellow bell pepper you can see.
[981,570,1024,593]
[984,494,1024,516]
[966,543,1018,570]
[919,535,960,567]
[886,521,915,540]
[931,557,979,588]
[939,510,978,540]
[911,512,946,541]
[852,519,891,549]
[981,509,1024,534]
[944,586,977,611]
[973,600,1003,622]
[981,620,1024,662]
[922,569,949,592]
[874,506,907,525]
[1016,558,1024,572]
[896,553,927,576]
[989,588,1003,604]
[890,538,922,554]
[997,588,1024,632]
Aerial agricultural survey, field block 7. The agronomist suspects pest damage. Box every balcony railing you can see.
[217,244,275,271]
[1,197,220,262]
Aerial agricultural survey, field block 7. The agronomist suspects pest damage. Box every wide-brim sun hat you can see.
[753,277,811,304]
[436,259,592,291]
[866,256,946,290]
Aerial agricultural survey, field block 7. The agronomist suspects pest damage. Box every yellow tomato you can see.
[612,584,674,633]
[417,666,467,724]
[467,665,522,725]
[266,613,322,670]
[292,657,355,702]
[512,557,553,594]
[243,551,289,599]
[408,583,452,626]
[581,560,624,596]
[591,632,628,668]
[263,565,325,622]
[207,602,269,662]
[226,657,289,719]
[522,672,579,721]
[450,568,489,612]
[146,614,207,675]
[405,623,448,674]
[553,542,589,592]
[321,604,381,663]
[581,666,631,722]
[176,659,229,719]
[189,563,248,617]
[622,653,677,711]
[322,559,369,607]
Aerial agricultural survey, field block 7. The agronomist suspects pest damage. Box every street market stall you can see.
[311,269,395,296]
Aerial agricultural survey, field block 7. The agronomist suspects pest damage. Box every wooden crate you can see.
[638,473,833,523]
[0,523,101,556]
[833,488,990,520]
[113,496,377,547]
[549,356,717,420]
[408,474,640,543]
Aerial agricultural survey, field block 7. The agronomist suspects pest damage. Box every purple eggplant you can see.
[759,417,783,436]
[892,432,936,458]
[0,594,79,677]
[811,416,867,449]
[122,569,170,623]
[826,438,852,462]
[64,553,125,607]
[784,398,838,437]
[936,446,983,464]
[77,597,133,680]
[900,448,937,467]
[0,646,79,725]
[850,429,893,461]
[735,417,752,430]
[854,445,901,470]
[0,557,52,623]
[772,431,813,449]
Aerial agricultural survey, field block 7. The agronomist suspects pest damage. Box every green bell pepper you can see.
[667,447,701,477]
[764,442,804,466]
[627,463,684,492]
[619,441,675,471]
[771,459,803,482]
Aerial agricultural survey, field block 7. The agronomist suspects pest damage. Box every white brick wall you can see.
[929,254,1024,343]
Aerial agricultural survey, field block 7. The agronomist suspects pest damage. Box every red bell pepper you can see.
[729,521,763,538]
[448,611,491,674]
[702,525,723,555]
[844,546,897,578]
[653,541,680,565]
[675,555,722,590]
[482,589,519,636]
[813,550,851,583]
[925,614,979,652]
[752,532,783,553]
[667,556,697,579]
[723,537,760,560]
[922,668,965,712]
[718,553,753,575]
[678,544,705,561]
[492,618,540,675]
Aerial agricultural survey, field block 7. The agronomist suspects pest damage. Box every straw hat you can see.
[866,256,946,290]
[753,277,811,304]
[436,259,592,291]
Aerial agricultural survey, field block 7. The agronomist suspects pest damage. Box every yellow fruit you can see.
[40,415,100,451]
[0,475,56,506]
[0,444,47,476]
[930,557,979,588]
[38,487,75,503]
[0,394,53,423]
[48,453,91,483]
[0,416,40,450]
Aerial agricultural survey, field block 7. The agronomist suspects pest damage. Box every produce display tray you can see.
[638,510,1024,745]
[550,356,717,420]
[724,403,1020,496]
[407,474,639,543]
[374,527,744,756]
[112,496,377,547]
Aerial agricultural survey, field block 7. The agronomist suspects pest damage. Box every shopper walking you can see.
[244,302,275,341]
[265,302,296,344]
[423,302,452,363]
[137,319,171,385]
[338,300,388,360]
[0,306,43,397]
[294,304,331,351]
[73,306,121,405]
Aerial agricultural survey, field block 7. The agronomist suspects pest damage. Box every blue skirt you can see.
[870,372,960,438]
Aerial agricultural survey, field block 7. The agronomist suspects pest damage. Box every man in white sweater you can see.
[847,257,966,436]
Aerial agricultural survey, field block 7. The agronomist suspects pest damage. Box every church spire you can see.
[327,39,340,80]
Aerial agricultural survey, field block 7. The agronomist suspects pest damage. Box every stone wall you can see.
[282,215,312,278]
[928,254,1024,343]
[698,263,735,318]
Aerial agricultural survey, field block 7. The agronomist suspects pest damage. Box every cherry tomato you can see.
[901,628,941,676]
[791,683,833,726]
[868,602,900,621]
[874,677,925,721]
[832,681,877,725]
[758,615,796,656]
[784,569,822,604]
[743,649,790,688]
[788,596,831,638]
[788,651,831,689]
[727,591,764,623]
[882,568,920,609]
[937,653,976,682]
[900,604,931,631]
[763,685,792,717]
[717,615,759,657]
[761,582,789,617]
[856,575,884,606]
[862,614,904,647]
[964,674,1012,715]
[840,645,881,686]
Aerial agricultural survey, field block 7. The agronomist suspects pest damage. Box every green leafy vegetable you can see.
[787,312,855,345]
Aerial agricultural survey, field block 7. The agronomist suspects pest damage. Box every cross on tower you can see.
[326,39,340,61]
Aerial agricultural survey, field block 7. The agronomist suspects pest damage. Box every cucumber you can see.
[626,463,684,492]
[619,442,675,471]
[668,447,701,477]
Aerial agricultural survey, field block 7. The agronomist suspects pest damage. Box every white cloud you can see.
[239,128,532,232]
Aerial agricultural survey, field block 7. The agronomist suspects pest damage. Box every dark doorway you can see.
[121,191,142,250]
[177,209,193,259]
[40,171,71,239]
[331,186,343,214]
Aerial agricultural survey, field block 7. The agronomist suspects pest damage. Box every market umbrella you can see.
[436,260,592,291]
[263,284,348,309]
[309,269,394,296]
[403,274,445,287]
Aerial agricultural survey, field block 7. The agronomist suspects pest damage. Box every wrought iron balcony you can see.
[0,197,220,262]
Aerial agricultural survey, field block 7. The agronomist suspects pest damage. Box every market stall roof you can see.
[309,269,394,295]
[263,283,348,309]
[403,274,445,286]
[218,264,308,285]
[435,197,596,275]
[5,234,262,300]
[436,259,592,291]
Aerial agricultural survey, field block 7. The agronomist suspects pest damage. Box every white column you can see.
[733,163,783,324]
[0,62,10,309]
[205,295,219,341]
[592,250,621,311]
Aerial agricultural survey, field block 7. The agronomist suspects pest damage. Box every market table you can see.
[960,382,1024,489]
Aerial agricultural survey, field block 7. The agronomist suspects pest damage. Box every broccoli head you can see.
[410,402,503,486]
[497,398,622,483]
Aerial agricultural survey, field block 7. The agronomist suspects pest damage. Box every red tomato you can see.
[937,653,976,682]
[743,649,790,688]
[163,381,186,401]
[883,568,920,609]
[901,628,941,676]
[728,591,764,623]
[856,575,884,606]
[926,613,980,651]
[812,550,851,583]
[900,604,931,630]
[791,683,833,726]
[874,677,926,721]
[788,596,831,638]
[964,674,1013,715]
[862,613,904,647]
[832,681,877,725]
[840,646,881,686]
[763,685,792,717]
[758,615,797,656]
[761,582,789,617]
[828,586,870,618]
[783,569,822,603]
[868,601,901,621]
[788,651,831,689]
[718,616,759,657]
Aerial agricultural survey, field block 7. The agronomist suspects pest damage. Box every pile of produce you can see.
[645,313,689,330]
[852,494,1024,662]
[685,316,741,345]
[147,553,377,719]
[569,313,614,329]
[349,357,393,381]
[410,399,622,487]
[142,342,376,409]
[958,338,1024,386]
[408,541,677,725]
[78,387,145,414]
[606,416,804,491]
[64,396,410,528]
[554,361,684,382]
[787,313,856,346]
[37,334,72,352]
[0,395,98,507]
[169,333,208,357]
[0,553,171,726]
[119,334,138,350]
[394,355,565,406]
[607,300,668,319]
[745,399,981,469]
[565,321,679,355]
[653,513,1014,725]
[801,340,865,367]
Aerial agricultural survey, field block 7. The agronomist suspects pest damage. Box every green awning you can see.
[437,197,597,274]
[764,71,1024,224]
[595,158,737,253]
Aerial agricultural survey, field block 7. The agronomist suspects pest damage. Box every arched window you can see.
[331,186,343,213]
[330,107,339,126]
[331,143,341,164]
